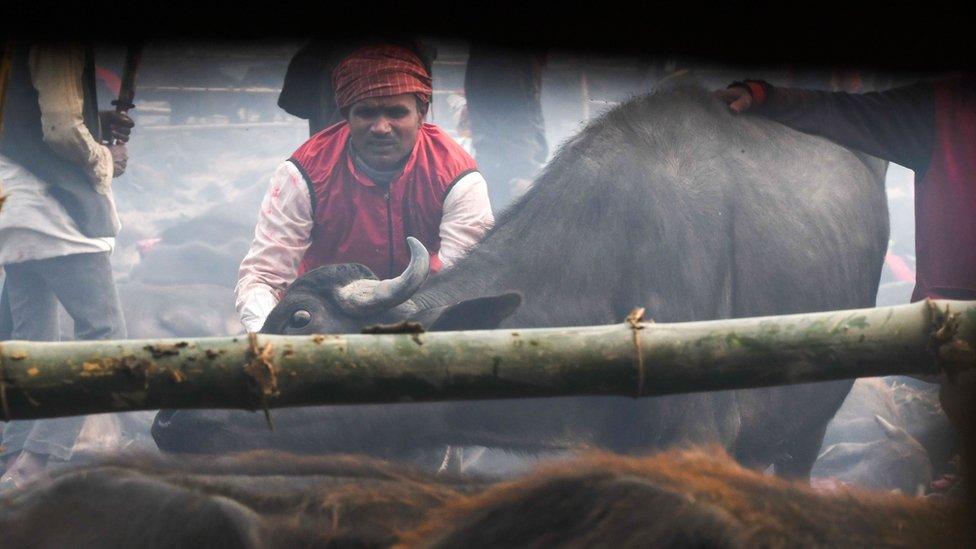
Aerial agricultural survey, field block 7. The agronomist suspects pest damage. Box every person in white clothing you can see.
[0,42,133,488]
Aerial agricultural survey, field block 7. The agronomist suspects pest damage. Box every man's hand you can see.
[99,110,135,144]
[107,143,128,177]
[713,86,754,114]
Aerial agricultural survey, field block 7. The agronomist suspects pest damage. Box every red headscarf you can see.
[332,45,433,110]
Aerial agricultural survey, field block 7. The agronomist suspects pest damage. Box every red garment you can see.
[95,66,121,97]
[742,81,767,105]
[913,79,976,300]
[332,45,433,109]
[290,122,477,279]
[884,253,916,283]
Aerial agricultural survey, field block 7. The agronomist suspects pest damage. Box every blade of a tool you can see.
[113,42,143,112]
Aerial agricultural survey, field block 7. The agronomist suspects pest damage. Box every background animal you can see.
[0,451,480,548]
[5,447,966,548]
[400,447,970,548]
[814,414,932,495]
[888,377,959,478]
[153,85,890,478]
[813,378,934,494]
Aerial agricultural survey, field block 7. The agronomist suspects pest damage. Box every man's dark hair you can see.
[417,96,430,117]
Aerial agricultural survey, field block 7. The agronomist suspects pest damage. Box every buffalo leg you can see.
[774,420,830,479]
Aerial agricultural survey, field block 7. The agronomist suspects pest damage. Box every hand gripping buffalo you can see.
[153,86,889,479]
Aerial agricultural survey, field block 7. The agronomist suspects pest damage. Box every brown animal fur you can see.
[399,447,970,548]
[0,451,484,548]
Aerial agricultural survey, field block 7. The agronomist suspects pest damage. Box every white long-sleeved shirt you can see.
[235,161,494,332]
[0,44,119,266]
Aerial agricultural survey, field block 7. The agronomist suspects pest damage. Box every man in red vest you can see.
[715,75,975,508]
[236,45,494,332]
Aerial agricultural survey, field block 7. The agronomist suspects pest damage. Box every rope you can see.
[626,308,648,397]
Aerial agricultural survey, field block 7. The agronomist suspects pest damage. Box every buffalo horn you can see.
[334,237,430,314]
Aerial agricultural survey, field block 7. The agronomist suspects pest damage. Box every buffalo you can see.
[813,378,935,495]
[154,86,889,479]
[814,414,932,495]
[5,448,966,548]
[400,447,970,548]
[0,451,478,548]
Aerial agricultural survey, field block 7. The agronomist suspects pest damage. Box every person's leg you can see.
[464,45,548,211]
[40,252,126,341]
[3,253,126,478]
[2,253,125,482]
[12,252,126,462]
[0,278,8,452]
[0,260,68,488]
[3,260,60,341]
[0,277,12,340]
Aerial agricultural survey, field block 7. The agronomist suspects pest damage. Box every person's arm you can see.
[28,44,115,193]
[235,161,314,332]
[437,171,494,270]
[720,80,935,172]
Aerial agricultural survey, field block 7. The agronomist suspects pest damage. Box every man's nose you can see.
[370,117,393,134]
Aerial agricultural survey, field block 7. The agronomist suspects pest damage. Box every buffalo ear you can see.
[426,293,522,331]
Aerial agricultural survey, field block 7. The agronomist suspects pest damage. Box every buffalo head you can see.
[261,237,521,335]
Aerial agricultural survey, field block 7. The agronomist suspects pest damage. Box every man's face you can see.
[347,93,424,171]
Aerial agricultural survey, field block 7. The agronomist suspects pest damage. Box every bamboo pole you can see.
[0,300,973,421]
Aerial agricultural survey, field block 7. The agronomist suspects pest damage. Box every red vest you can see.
[913,78,976,300]
[291,122,478,279]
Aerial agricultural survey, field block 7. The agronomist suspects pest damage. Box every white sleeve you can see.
[29,44,114,193]
[438,171,494,269]
[235,161,314,332]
